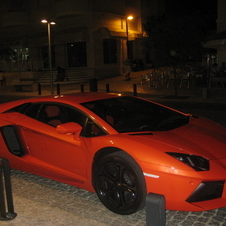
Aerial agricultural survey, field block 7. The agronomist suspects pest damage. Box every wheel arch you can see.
[92,147,123,178]
[91,147,146,189]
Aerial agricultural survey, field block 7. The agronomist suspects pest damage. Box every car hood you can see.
[129,116,226,160]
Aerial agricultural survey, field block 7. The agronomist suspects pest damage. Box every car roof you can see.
[32,92,123,104]
[0,92,124,113]
[58,92,122,102]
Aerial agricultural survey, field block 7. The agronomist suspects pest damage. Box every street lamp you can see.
[41,19,56,95]
[126,16,133,58]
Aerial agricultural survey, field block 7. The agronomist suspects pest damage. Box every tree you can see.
[144,9,208,67]
[144,6,212,98]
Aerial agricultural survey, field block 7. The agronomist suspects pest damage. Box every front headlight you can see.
[166,152,210,171]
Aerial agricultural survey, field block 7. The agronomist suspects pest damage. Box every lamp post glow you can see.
[126,16,133,58]
[41,19,56,95]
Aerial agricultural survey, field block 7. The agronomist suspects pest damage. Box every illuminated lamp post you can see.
[126,16,133,58]
[41,19,56,95]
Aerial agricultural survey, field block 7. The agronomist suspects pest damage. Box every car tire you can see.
[93,151,146,215]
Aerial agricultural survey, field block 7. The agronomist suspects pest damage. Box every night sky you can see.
[165,0,217,14]
[165,0,217,30]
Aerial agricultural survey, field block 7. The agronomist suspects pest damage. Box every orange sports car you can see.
[0,92,226,215]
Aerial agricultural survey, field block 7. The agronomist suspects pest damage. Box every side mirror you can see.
[56,122,82,139]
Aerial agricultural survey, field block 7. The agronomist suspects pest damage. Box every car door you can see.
[19,102,91,182]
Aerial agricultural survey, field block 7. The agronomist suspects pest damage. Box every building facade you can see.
[0,0,151,79]
[205,0,226,66]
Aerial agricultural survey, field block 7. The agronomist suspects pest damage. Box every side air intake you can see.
[1,126,25,157]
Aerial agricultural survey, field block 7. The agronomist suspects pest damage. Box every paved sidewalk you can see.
[1,69,226,103]
[1,70,226,226]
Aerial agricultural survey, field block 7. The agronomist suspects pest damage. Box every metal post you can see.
[146,193,166,226]
[126,18,129,58]
[125,16,133,59]
[133,84,137,96]
[80,83,84,92]
[106,83,110,92]
[47,22,54,95]
[202,87,210,99]
[57,83,60,95]
[0,158,17,221]
[38,83,41,95]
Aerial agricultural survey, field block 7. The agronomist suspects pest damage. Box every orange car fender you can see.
[89,134,191,171]
[85,135,190,181]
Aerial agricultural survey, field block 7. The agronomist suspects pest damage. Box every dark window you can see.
[83,117,106,137]
[25,104,42,119]
[3,103,32,114]
[36,103,86,127]
[103,39,117,64]
[4,101,106,137]
[24,102,106,137]
[67,42,87,67]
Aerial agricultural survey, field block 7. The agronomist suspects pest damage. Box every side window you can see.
[36,103,84,127]
[63,106,86,126]
[38,104,65,127]
[3,103,33,114]
[25,102,107,137]
[82,118,106,138]
[25,104,42,119]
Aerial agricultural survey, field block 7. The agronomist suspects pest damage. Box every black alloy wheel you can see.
[94,151,146,215]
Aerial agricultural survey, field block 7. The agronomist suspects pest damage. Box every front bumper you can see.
[142,158,226,211]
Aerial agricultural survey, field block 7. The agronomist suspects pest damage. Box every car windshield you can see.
[82,96,189,133]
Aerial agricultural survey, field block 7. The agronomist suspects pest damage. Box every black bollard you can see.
[202,87,210,99]
[57,83,60,95]
[133,84,137,96]
[106,84,110,92]
[80,83,84,92]
[146,193,166,226]
[38,83,41,95]
[0,158,17,221]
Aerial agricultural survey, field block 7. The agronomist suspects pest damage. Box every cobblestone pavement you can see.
[1,70,226,225]
[1,168,226,226]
